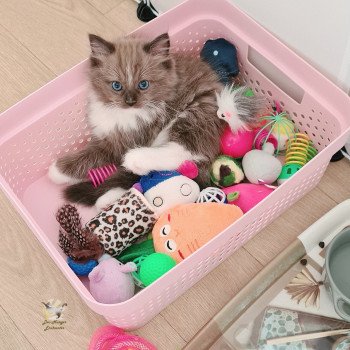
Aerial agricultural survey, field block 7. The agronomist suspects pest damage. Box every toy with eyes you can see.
[216,84,263,133]
[200,38,239,84]
[152,203,243,263]
[138,169,200,216]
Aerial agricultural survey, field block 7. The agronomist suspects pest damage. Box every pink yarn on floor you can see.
[89,325,157,350]
[88,164,117,188]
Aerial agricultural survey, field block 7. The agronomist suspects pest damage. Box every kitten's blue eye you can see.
[111,81,122,91]
[138,80,149,90]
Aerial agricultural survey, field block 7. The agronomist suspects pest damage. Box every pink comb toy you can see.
[88,164,117,188]
[89,325,157,350]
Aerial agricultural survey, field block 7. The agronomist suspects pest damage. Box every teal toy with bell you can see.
[132,253,176,288]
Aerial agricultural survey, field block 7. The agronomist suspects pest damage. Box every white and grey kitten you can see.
[49,33,225,209]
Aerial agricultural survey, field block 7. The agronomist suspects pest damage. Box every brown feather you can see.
[56,204,103,261]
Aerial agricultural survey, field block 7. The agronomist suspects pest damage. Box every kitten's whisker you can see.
[163,102,187,117]
[140,56,154,72]
[140,63,160,77]
[139,55,158,75]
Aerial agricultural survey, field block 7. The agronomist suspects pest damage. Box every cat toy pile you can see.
[0,0,349,330]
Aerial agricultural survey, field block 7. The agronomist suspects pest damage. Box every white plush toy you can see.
[242,148,282,185]
[216,84,263,132]
[138,168,200,216]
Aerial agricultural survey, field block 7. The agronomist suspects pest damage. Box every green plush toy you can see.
[210,155,244,187]
[118,239,155,264]
[132,253,176,288]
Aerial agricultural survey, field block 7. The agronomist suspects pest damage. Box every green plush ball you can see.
[210,155,244,187]
[139,253,176,287]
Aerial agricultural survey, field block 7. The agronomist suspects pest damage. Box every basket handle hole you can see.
[247,47,304,104]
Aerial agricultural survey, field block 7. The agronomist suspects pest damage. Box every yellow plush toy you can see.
[152,203,243,263]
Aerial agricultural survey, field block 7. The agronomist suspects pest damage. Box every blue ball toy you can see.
[200,38,239,84]
[67,257,98,276]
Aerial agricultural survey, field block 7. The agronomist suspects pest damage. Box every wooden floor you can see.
[1,1,350,349]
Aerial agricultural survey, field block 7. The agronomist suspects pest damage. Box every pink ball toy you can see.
[220,125,255,158]
[223,183,274,213]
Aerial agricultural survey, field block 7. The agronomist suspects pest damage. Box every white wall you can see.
[152,0,350,93]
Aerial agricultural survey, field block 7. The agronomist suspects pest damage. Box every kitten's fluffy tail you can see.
[64,182,100,206]
[64,169,140,206]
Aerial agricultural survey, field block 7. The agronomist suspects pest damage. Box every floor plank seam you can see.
[84,0,107,15]
[0,24,56,80]
[0,304,36,349]
[0,9,125,82]
[242,244,272,268]
[317,183,342,205]
[83,0,128,35]
[158,312,188,344]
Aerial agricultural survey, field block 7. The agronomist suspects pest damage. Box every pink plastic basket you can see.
[1,0,350,330]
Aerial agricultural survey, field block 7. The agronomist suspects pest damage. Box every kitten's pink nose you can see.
[224,112,232,118]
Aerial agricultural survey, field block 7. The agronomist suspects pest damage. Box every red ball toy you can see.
[220,126,255,158]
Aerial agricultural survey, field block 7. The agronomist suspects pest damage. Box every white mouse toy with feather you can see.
[216,85,263,132]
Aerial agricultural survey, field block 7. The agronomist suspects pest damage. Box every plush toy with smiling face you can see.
[139,170,200,216]
[152,203,243,263]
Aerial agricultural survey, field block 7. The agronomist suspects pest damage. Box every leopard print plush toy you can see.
[86,188,158,257]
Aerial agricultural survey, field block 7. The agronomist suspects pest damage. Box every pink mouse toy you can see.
[223,183,274,213]
[88,257,137,304]
[220,125,256,158]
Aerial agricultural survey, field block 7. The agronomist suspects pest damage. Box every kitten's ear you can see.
[88,34,115,56]
[144,33,170,57]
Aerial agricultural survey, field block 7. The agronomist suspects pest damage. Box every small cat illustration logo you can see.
[41,299,67,321]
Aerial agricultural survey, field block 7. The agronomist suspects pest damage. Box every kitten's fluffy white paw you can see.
[95,188,126,211]
[123,148,155,175]
[48,161,80,185]
[123,143,194,175]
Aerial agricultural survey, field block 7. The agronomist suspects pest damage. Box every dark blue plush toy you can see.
[67,257,98,276]
[200,38,239,84]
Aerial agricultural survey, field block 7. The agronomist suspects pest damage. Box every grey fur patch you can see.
[64,169,140,206]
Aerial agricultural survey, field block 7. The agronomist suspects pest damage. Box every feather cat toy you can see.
[57,204,103,262]
[216,84,264,132]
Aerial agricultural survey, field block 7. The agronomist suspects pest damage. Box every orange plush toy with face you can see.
[152,203,243,263]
